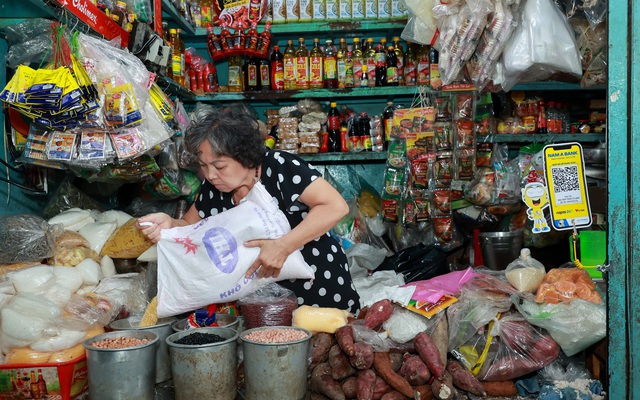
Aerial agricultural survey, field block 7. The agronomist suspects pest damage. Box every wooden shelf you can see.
[481,133,606,143]
[512,82,606,91]
[161,0,196,35]
[194,86,418,102]
[299,151,388,163]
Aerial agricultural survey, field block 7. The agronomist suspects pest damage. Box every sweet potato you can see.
[446,359,486,396]
[412,385,435,400]
[350,341,374,370]
[329,344,357,380]
[373,376,394,400]
[310,362,346,400]
[431,372,455,400]
[399,354,431,386]
[364,299,394,329]
[414,332,445,379]
[380,390,408,400]
[341,376,358,399]
[356,369,376,400]
[336,325,356,356]
[430,314,449,367]
[481,380,517,397]
[372,352,415,398]
[310,332,337,370]
[389,352,404,372]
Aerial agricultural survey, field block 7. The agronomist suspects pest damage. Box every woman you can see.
[138,107,361,314]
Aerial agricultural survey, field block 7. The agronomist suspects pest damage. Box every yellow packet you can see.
[402,293,458,319]
[104,85,126,126]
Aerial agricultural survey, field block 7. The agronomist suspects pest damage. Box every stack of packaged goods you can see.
[277,117,300,153]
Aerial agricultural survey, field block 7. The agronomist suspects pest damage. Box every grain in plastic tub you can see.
[240,326,311,400]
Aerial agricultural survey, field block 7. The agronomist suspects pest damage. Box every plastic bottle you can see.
[365,37,377,87]
[374,44,387,87]
[385,44,398,86]
[392,37,404,85]
[112,1,128,29]
[256,21,272,56]
[429,46,440,89]
[246,23,259,53]
[328,101,340,131]
[206,26,223,59]
[537,99,547,133]
[295,37,310,89]
[309,38,324,89]
[562,103,571,133]
[323,39,338,88]
[345,50,354,88]
[352,37,363,87]
[505,248,546,292]
[177,29,187,86]
[416,44,429,85]
[270,45,285,90]
[546,101,557,133]
[284,39,296,90]
[336,38,348,88]
[219,24,232,52]
[169,29,184,85]
[360,112,372,151]
[228,55,243,92]
[249,0,262,22]
[404,42,416,86]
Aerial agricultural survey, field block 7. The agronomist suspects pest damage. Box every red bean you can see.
[90,336,150,349]
[243,328,308,343]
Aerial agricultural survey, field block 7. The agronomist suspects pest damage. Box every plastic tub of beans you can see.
[239,326,311,400]
[82,330,158,400]
[166,327,239,400]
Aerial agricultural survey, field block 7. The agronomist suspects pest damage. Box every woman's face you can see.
[197,141,253,193]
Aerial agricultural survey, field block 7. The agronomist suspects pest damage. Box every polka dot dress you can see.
[194,148,361,314]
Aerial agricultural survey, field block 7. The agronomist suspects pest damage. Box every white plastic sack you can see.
[53,266,84,293]
[75,258,103,286]
[30,328,86,352]
[11,265,55,294]
[156,182,315,318]
[500,0,582,91]
[95,210,133,227]
[78,221,117,254]
[48,208,93,229]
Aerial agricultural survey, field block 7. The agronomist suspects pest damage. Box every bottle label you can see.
[430,63,441,90]
[248,65,258,86]
[337,60,346,87]
[367,58,376,86]
[172,55,182,77]
[353,59,363,85]
[295,56,309,87]
[376,52,386,67]
[284,59,296,84]
[260,64,270,87]
[405,61,416,85]
[417,60,429,85]
[384,118,393,141]
[328,116,340,131]
[324,57,337,79]
[272,62,285,89]
[310,56,323,86]
[386,66,397,83]
[228,66,241,87]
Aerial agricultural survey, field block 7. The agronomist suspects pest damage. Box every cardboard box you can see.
[271,0,287,23]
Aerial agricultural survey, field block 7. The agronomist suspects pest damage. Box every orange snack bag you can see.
[535,268,602,304]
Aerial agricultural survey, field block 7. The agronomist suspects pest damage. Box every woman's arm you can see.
[244,177,348,278]
[136,203,202,243]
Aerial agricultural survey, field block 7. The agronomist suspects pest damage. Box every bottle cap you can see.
[330,102,337,107]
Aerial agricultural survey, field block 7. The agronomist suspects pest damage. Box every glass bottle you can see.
[323,39,338,88]
[37,369,48,397]
[360,112,372,151]
[404,42,416,86]
[228,54,243,92]
[270,45,285,90]
[382,101,395,143]
[345,50,354,88]
[309,38,324,89]
[392,37,404,85]
[259,57,270,91]
[365,37,377,87]
[352,37,363,87]
[30,371,39,399]
[177,29,187,87]
[374,44,387,87]
[295,37,310,89]
[416,44,430,86]
[328,102,340,152]
[360,64,369,87]
[284,40,296,90]
[385,45,398,86]
[336,38,348,88]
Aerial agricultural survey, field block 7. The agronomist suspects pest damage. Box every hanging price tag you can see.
[543,142,592,230]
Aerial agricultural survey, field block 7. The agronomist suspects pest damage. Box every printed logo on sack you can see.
[203,227,239,273]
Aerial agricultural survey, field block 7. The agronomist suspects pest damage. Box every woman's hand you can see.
[136,213,174,243]
[244,238,290,279]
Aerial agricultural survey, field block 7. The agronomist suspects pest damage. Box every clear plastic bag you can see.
[505,248,546,292]
[514,296,606,356]
[499,0,582,91]
[238,283,299,329]
[401,0,438,45]
[0,215,61,265]
[5,34,54,68]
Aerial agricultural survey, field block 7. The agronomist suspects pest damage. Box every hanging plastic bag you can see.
[0,215,61,265]
[499,0,582,92]
[156,182,314,318]
[401,0,438,46]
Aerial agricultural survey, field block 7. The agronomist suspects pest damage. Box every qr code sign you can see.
[551,165,580,193]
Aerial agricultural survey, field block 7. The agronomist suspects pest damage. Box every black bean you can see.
[175,332,226,345]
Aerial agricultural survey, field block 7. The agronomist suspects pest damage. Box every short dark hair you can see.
[184,107,265,169]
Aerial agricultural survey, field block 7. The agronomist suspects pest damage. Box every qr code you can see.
[551,165,579,192]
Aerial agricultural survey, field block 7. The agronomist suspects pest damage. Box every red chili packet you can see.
[403,294,458,319]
